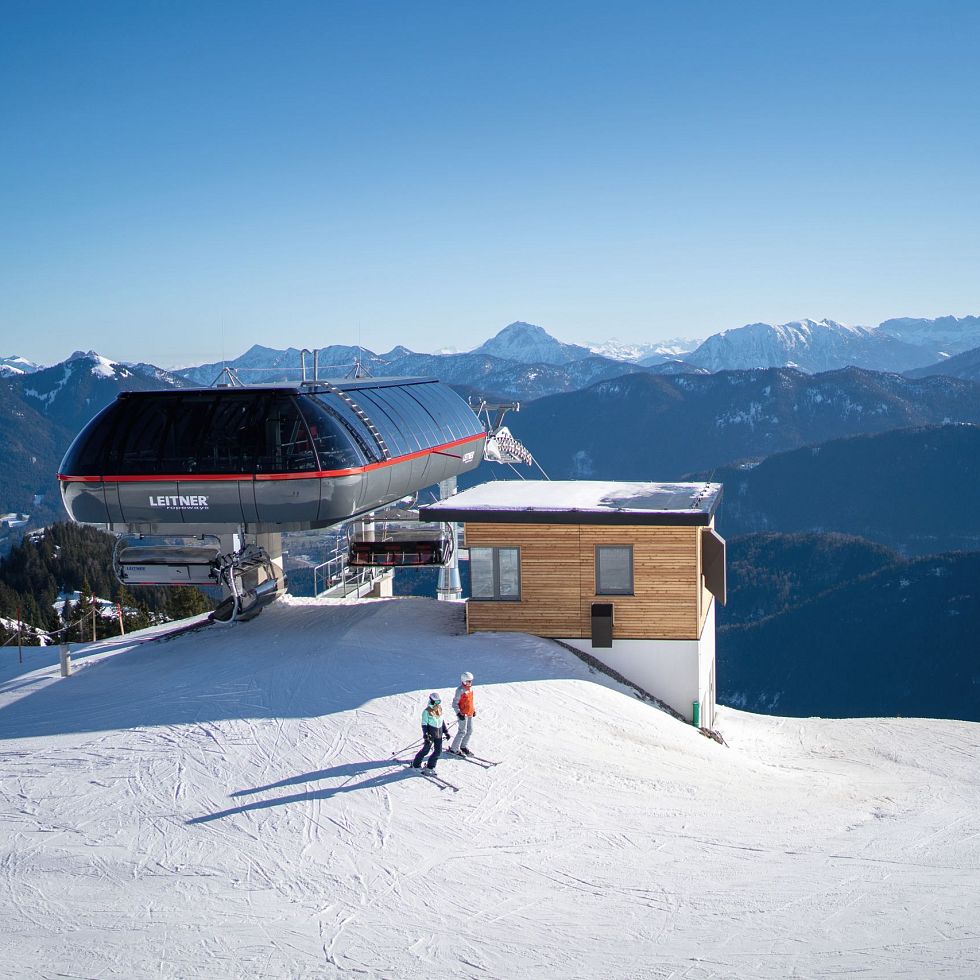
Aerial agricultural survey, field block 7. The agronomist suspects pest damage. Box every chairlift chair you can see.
[346,520,454,568]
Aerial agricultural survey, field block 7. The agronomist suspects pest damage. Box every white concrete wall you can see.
[697,601,716,729]
[559,635,701,722]
[560,598,716,726]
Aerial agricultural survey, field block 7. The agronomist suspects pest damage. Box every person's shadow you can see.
[186,759,420,824]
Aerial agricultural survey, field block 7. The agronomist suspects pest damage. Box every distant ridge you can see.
[707,424,980,555]
[879,315,980,356]
[686,314,980,373]
[175,326,652,401]
[906,343,980,383]
[686,318,924,373]
[510,367,980,482]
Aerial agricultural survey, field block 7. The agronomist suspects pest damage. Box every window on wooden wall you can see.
[595,545,634,595]
[470,547,521,600]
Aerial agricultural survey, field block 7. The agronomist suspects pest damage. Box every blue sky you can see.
[2,1,978,367]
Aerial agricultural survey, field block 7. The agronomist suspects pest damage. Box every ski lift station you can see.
[58,368,725,726]
[59,376,485,618]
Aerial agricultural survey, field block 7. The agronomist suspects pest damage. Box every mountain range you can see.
[879,314,980,355]
[685,316,980,374]
[156,314,980,379]
[509,367,980,482]
[686,319,920,373]
[175,325,653,400]
[10,314,980,387]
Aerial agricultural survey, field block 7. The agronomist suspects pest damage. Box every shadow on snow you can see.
[187,759,422,824]
[0,598,596,740]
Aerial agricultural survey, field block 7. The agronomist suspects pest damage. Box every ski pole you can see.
[390,721,457,758]
[391,739,422,758]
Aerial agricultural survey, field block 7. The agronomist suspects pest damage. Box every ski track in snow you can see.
[1,596,979,978]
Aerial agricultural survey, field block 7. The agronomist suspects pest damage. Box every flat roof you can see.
[419,480,723,526]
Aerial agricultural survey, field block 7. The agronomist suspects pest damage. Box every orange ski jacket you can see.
[453,685,475,717]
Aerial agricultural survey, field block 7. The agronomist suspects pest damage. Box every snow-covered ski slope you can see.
[2,597,978,979]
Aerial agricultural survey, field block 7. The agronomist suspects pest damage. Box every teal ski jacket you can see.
[421,707,450,739]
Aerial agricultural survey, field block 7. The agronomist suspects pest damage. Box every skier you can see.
[449,671,476,756]
[412,692,451,772]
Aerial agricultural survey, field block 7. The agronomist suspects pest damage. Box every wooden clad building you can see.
[421,481,725,727]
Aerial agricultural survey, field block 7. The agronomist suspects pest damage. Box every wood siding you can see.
[464,522,705,640]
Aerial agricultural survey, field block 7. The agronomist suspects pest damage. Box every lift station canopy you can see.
[59,378,486,533]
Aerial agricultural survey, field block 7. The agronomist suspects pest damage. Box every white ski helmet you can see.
[461,671,473,684]
[428,692,441,704]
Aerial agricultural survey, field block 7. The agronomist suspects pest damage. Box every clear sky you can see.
[2,1,978,367]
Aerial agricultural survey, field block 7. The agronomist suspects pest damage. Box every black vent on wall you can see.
[702,527,727,605]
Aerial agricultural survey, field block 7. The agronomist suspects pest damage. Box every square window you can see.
[596,545,633,595]
[469,546,521,601]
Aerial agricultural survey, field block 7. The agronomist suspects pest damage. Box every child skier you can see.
[412,692,451,772]
[449,671,476,756]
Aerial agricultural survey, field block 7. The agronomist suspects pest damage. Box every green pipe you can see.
[692,701,700,727]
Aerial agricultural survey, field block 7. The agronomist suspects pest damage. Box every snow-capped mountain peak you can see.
[476,321,595,365]
[0,354,43,377]
[66,350,131,379]
[878,315,980,356]
[686,318,923,373]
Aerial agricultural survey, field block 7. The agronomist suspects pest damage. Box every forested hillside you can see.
[718,550,980,721]
[708,424,980,555]
[0,523,212,645]
[719,533,899,626]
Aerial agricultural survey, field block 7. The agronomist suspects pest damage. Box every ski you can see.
[446,750,497,769]
[455,751,500,767]
[397,760,460,792]
[419,769,459,792]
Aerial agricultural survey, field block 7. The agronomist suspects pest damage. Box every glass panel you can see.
[107,395,169,473]
[297,396,366,470]
[62,401,122,475]
[470,548,496,599]
[497,547,521,599]
[309,394,382,463]
[417,382,471,441]
[596,546,633,595]
[254,396,317,473]
[386,385,439,449]
[355,389,411,456]
[369,387,425,452]
[202,394,270,473]
[159,395,220,473]
[445,384,482,438]
[404,383,453,445]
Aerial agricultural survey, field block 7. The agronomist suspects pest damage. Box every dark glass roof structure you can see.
[61,379,485,478]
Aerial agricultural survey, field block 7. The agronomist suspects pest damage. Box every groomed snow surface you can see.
[2,597,978,979]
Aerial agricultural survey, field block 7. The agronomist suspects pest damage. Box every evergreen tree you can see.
[0,522,215,636]
[60,597,74,630]
[167,587,213,620]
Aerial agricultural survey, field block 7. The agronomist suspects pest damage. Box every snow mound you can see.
[2,596,978,977]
